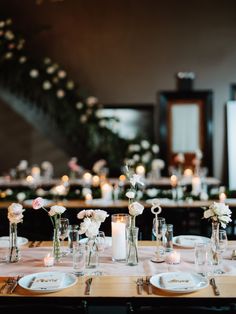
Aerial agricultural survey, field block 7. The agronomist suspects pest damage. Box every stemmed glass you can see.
[59,218,70,256]
[151,217,167,262]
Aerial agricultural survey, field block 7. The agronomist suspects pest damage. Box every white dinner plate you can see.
[0,236,28,248]
[173,235,210,248]
[79,236,112,247]
[18,271,78,293]
[150,272,208,293]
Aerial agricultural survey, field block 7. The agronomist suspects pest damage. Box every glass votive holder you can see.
[165,250,181,264]
[111,213,129,262]
[43,253,54,267]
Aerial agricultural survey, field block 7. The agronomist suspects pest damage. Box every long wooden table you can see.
[0,241,236,313]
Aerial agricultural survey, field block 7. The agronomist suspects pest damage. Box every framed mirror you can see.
[158,90,213,176]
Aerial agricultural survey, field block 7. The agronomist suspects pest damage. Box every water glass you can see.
[165,224,174,252]
[73,243,86,276]
[96,231,106,252]
[68,224,80,253]
[194,242,208,266]
[219,230,228,254]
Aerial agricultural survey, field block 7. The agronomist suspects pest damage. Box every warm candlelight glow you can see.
[85,193,93,201]
[219,192,226,203]
[26,175,34,183]
[83,172,92,185]
[31,166,41,180]
[136,165,146,176]
[170,175,178,187]
[43,253,54,267]
[61,175,69,183]
[191,176,202,195]
[92,175,100,187]
[165,250,181,264]
[184,168,193,177]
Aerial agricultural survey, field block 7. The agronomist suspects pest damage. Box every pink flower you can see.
[32,197,45,210]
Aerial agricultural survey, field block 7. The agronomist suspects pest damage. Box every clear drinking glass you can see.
[68,224,80,253]
[219,229,228,254]
[151,217,166,262]
[96,231,106,252]
[59,218,70,256]
[73,242,86,276]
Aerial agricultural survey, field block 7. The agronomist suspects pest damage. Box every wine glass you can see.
[59,218,70,256]
[151,217,166,262]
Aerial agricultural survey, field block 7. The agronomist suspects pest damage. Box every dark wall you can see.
[1,0,236,180]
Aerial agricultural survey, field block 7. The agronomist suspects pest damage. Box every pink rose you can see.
[32,197,45,210]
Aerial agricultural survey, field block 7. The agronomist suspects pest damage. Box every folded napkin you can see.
[30,273,65,290]
[160,272,195,290]
[177,236,202,247]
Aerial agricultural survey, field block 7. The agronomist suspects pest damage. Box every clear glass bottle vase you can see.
[85,236,98,269]
[8,222,20,263]
[126,226,139,266]
[211,221,220,265]
[53,227,61,263]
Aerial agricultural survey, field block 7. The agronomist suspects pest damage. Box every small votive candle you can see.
[43,253,54,267]
[136,165,146,176]
[165,250,181,264]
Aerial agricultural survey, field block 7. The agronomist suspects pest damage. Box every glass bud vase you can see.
[211,222,220,265]
[85,237,98,269]
[8,222,20,263]
[126,226,139,266]
[53,227,61,263]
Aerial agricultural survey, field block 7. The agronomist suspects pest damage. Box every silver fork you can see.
[136,278,144,295]
[145,276,152,294]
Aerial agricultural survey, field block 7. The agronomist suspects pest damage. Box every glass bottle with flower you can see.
[7,203,25,263]
[32,197,67,263]
[125,166,144,266]
[77,209,109,268]
[203,202,232,265]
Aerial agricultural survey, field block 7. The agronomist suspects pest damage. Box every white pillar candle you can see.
[101,182,113,201]
[111,214,129,261]
[191,176,202,195]
[83,172,92,185]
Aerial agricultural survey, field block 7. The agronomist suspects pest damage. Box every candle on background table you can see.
[111,214,129,261]
[92,175,100,187]
[101,182,113,201]
[83,172,92,185]
[165,250,181,264]
[31,166,41,181]
[219,192,226,203]
[136,165,146,177]
[170,175,178,188]
[191,175,202,195]
[43,253,54,267]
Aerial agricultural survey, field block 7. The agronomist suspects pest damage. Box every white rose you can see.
[126,191,136,199]
[77,210,86,220]
[203,209,214,219]
[49,205,66,216]
[93,210,109,222]
[128,201,144,216]
[130,174,144,187]
[8,203,24,215]
[16,192,26,202]
[85,221,100,238]
[79,217,92,234]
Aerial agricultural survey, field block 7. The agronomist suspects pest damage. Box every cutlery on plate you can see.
[85,277,93,295]
[145,276,152,295]
[136,278,144,295]
[210,278,220,296]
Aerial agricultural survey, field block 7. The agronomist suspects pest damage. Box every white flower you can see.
[141,140,150,149]
[58,70,67,79]
[19,56,27,64]
[56,89,65,98]
[152,144,159,154]
[16,192,26,202]
[151,159,165,170]
[130,174,144,187]
[85,221,100,238]
[128,201,144,216]
[8,203,25,224]
[86,96,98,107]
[42,81,52,90]
[99,119,107,127]
[76,102,83,110]
[48,205,66,216]
[93,210,109,222]
[17,160,28,171]
[29,69,39,78]
[142,152,152,163]
[78,217,92,234]
[203,202,232,228]
[126,191,135,199]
